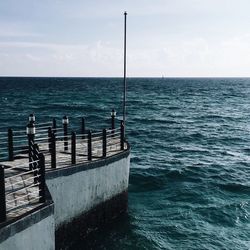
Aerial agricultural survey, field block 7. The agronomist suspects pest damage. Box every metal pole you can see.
[51,132,56,169]
[102,129,107,158]
[33,144,39,183]
[38,153,46,203]
[120,120,124,150]
[26,122,35,169]
[88,131,92,161]
[81,117,85,139]
[48,127,52,153]
[62,116,69,151]
[52,118,57,135]
[111,109,116,132]
[71,132,76,164]
[8,128,14,161]
[0,165,6,222]
[123,11,127,135]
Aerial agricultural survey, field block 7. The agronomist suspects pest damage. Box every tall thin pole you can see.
[123,11,127,134]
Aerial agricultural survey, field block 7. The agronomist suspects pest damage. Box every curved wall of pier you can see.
[0,201,54,250]
[46,148,130,227]
[46,147,130,249]
[0,146,130,250]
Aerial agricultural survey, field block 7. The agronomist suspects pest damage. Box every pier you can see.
[0,111,130,249]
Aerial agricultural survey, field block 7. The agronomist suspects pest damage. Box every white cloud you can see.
[127,34,250,77]
[1,33,250,77]
[1,1,250,76]
[0,41,123,76]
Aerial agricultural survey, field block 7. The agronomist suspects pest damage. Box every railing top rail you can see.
[91,131,103,136]
[12,129,26,133]
[36,122,52,126]
[6,182,40,196]
[106,128,120,132]
[5,162,39,181]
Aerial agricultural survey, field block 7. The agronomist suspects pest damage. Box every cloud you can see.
[0,40,123,76]
[1,33,250,77]
[1,1,250,76]
[127,34,250,77]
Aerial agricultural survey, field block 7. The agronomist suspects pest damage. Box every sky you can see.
[0,0,250,77]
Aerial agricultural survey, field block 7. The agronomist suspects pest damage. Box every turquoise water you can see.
[0,77,250,249]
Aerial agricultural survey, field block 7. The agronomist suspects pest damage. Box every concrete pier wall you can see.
[0,203,54,250]
[46,150,130,229]
[0,148,130,250]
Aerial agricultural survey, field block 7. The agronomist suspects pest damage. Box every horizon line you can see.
[0,75,250,79]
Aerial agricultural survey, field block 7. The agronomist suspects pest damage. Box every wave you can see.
[218,183,250,194]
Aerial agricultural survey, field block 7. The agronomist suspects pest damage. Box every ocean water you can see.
[0,77,250,250]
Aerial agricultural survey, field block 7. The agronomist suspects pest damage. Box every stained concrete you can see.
[45,149,130,229]
[0,201,54,250]
[56,191,128,249]
[0,143,130,250]
[0,213,54,250]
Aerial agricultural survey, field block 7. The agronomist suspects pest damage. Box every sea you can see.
[0,77,249,250]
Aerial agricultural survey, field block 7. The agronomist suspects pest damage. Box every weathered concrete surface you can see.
[46,149,130,229]
[1,215,54,250]
[55,191,128,250]
[0,145,130,250]
[0,202,54,250]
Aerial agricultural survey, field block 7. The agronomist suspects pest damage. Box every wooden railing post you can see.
[48,127,52,153]
[81,117,85,139]
[52,118,57,135]
[88,131,92,161]
[62,116,69,151]
[120,120,124,150]
[8,128,14,161]
[102,129,107,157]
[0,165,6,223]
[51,132,56,169]
[33,143,40,183]
[71,132,76,164]
[38,153,46,203]
[26,122,36,169]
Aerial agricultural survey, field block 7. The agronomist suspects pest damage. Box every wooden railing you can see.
[0,110,126,222]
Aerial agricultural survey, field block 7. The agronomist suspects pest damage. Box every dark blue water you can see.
[0,77,250,249]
